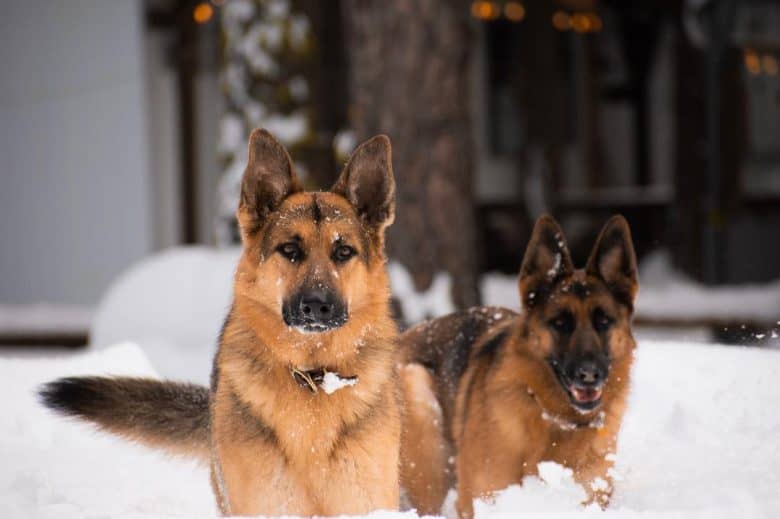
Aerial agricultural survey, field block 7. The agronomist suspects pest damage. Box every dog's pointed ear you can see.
[331,135,395,231]
[519,215,574,308]
[586,215,639,309]
[237,129,303,237]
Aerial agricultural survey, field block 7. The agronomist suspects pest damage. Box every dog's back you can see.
[400,307,515,441]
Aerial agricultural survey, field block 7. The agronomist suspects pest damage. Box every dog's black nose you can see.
[283,287,348,331]
[299,290,336,322]
[574,361,603,386]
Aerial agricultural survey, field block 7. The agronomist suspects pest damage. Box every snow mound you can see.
[2,340,779,518]
[636,250,780,322]
[474,462,590,518]
[480,272,520,311]
[388,261,456,324]
[90,247,241,384]
[88,246,778,390]
[0,343,214,518]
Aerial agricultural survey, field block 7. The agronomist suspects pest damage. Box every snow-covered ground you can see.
[0,343,214,519]
[2,246,779,517]
[636,251,780,323]
[2,340,779,518]
[89,247,239,383]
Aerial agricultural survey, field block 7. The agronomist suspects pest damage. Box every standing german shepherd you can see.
[40,129,401,516]
[399,215,638,517]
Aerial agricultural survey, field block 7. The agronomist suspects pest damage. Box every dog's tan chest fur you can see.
[452,336,633,516]
[210,308,401,516]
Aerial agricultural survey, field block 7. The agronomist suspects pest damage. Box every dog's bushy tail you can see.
[39,376,210,461]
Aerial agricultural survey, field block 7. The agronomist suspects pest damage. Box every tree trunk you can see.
[343,0,480,311]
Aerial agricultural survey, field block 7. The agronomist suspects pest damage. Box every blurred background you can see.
[1,0,779,376]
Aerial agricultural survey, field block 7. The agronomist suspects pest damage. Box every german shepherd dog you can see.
[399,215,638,517]
[40,129,401,516]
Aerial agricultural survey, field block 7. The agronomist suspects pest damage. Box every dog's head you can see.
[232,129,395,343]
[518,215,638,413]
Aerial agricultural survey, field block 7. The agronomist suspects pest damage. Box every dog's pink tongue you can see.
[572,387,602,403]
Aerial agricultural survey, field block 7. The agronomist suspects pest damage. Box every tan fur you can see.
[452,310,633,517]
[399,363,452,514]
[400,216,639,518]
[208,131,401,516]
[212,229,400,514]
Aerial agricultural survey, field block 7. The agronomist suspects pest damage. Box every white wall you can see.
[195,70,223,245]
[0,1,153,305]
[144,29,182,250]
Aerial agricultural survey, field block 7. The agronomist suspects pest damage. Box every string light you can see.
[762,54,778,76]
[552,10,601,33]
[571,13,592,33]
[193,2,213,24]
[745,50,761,75]
[471,1,501,21]
[504,2,526,22]
[552,10,570,31]
[587,12,603,32]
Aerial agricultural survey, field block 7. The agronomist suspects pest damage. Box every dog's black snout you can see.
[300,290,336,321]
[573,360,603,386]
[282,287,348,332]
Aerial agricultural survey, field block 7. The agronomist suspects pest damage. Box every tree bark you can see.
[343,0,480,310]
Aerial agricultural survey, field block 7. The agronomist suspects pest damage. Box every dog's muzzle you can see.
[283,288,348,333]
[550,358,609,412]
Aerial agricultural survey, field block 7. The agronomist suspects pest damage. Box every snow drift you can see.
[2,340,779,518]
[89,248,779,387]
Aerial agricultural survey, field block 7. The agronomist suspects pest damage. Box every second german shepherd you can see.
[40,129,400,516]
[399,215,639,517]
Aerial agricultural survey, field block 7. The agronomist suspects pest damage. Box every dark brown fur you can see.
[400,215,639,517]
[39,376,210,458]
[40,129,401,516]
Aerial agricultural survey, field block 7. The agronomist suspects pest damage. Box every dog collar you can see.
[541,409,605,431]
[290,366,357,394]
[526,388,605,431]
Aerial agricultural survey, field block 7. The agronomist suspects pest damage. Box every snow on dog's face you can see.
[231,130,395,359]
[518,215,638,413]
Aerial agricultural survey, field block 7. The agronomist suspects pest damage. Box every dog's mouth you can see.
[283,314,348,334]
[566,384,603,411]
[549,361,605,412]
[290,321,344,334]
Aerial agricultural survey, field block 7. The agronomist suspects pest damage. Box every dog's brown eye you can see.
[592,309,614,333]
[333,245,356,263]
[277,242,303,262]
[549,312,575,335]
